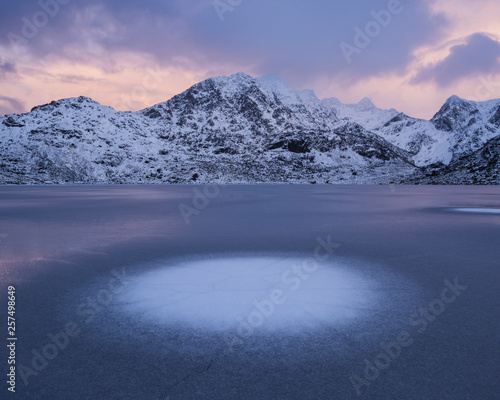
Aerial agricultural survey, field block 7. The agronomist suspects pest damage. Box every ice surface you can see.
[450,207,500,214]
[118,256,378,331]
[6,186,498,399]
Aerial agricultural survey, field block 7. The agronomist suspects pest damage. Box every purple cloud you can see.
[0,58,16,78]
[0,95,25,116]
[0,0,447,86]
[412,33,500,87]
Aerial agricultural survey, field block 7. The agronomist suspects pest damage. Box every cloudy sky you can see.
[1,0,500,119]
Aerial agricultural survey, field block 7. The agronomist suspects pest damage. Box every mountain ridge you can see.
[1,73,499,184]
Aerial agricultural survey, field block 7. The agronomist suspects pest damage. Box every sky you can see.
[1,0,500,119]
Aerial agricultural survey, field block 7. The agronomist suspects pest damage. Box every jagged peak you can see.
[256,73,293,91]
[441,95,500,108]
[30,96,102,112]
[208,72,254,85]
[255,73,308,105]
[195,72,254,89]
[57,96,100,105]
[230,72,254,80]
[297,89,319,101]
[321,97,343,107]
[431,95,476,120]
[444,95,468,105]
[322,96,378,111]
[357,97,376,109]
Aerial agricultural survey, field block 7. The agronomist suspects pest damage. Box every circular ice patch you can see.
[117,256,379,331]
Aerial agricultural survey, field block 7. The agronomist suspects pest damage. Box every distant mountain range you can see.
[1,72,499,184]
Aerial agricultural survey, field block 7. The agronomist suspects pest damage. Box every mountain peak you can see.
[205,72,254,87]
[229,72,253,80]
[358,97,376,108]
[445,95,468,105]
[255,73,299,102]
[30,96,102,113]
[256,73,291,89]
[298,89,319,101]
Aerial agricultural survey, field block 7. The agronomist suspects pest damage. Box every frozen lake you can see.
[0,185,499,399]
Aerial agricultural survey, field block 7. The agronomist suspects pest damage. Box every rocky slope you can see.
[0,73,499,184]
[405,135,500,185]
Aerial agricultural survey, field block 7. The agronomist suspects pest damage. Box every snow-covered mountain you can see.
[373,95,500,167]
[322,96,399,131]
[406,135,500,185]
[1,72,499,184]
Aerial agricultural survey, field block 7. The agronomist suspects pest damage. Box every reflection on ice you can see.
[118,257,378,331]
[450,208,500,215]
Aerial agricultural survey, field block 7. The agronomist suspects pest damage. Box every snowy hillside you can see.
[405,135,500,185]
[0,73,499,184]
